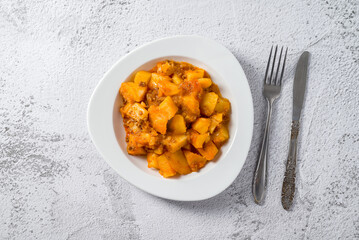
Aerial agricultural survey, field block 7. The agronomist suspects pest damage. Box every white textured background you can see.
[0,0,358,239]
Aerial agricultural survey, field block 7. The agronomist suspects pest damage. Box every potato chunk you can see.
[169,114,186,134]
[163,134,188,153]
[128,132,159,149]
[149,96,178,134]
[158,79,180,96]
[134,71,152,85]
[159,96,178,119]
[183,150,207,172]
[200,92,218,116]
[127,145,146,155]
[192,118,211,134]
[120,103,148,121]
[157,154,177,178]
[211,113,223,123]
[148,106,168,134]
[186,69,204,80]
[212,124,229,146]
[172,74,183,84]
[166,150,192,175]
[120,82,147,103]
[190,130,209,149]
[214,97,231,114]
[181,95,200,122]
[154,145,164,155]
[197,140,218,160]
[156,61,175,76]
[149,73,172,89]
[209,113,223,133]
[198,78,212,88]
[147,153,159,169]
[181,79,203,97]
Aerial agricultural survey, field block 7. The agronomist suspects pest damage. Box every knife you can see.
[281,51,310,210]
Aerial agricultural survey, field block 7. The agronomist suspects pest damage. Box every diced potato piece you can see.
[209,122,217,134]
[215,97,231,114]
[200,92,218,116]
[181,95,200,119]
[142,133,159,147]
[212,124,229,145]
[209,113,223,133]
[182,113,198,123]
[190,130,209,149]
[169,114,186,134]
[135,86,147,102]
[147,153,159,169]
[172,74,183,84]
[119,82,147,103]
[212,113,223,123]
[163,134,188,153]
[158,79,180,96]
[157,154,177,178]
[181,79,203,97]
[149,97,178,134]
[198,78,212,88]
[132,84,147,102]
[128,132,159,148]
[149,73,172,89]
[121,103,148,121]
[186,69,204,80]
[197,140,218,160]
[154,145,164,155]
[134,71,152,85]
[183,150,207,172]
[148,105,168,134]
[192,118,211,134]
[166,150,192,175]
[159,96,178,120]
[127,145,146,155]
[157,61,174,76]
[120,103,131,118]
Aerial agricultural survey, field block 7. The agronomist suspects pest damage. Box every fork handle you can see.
[281,120,300,210]
[253,100,273,204]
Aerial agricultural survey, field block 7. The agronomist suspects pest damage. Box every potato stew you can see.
[119,60,230,178]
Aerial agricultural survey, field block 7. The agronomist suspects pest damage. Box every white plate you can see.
[87,36,253,201]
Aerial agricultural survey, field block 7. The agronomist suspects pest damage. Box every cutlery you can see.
[253,46,288,204]
[281,51,310,210]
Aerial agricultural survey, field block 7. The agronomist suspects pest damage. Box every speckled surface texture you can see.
[0,0,358,239]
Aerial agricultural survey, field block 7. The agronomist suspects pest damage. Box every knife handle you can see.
[281,120,300,210]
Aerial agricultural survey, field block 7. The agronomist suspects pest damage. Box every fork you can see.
[253,46,288,205]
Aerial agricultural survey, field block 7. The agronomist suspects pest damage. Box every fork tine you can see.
[274,47,284,85]
[269,45,278,84]
[264,46,273,84]
[279,47,288,86]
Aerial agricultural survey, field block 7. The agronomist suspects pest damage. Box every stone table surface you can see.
[0,0,358,239]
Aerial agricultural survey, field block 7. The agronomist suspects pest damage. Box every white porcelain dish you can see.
[87,36,253,201]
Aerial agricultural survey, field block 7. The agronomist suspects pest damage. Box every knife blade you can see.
[292,51,310,121]
[281,51,310,210]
